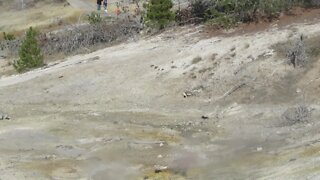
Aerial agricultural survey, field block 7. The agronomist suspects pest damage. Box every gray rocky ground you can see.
[1,15,320,179]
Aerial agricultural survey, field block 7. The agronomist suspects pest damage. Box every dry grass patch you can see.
[0,4,84,36]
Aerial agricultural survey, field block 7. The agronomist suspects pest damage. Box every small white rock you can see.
[257,147,263,152]
[0,113,10,120]
[154,165,168,171]
[296,88,302,93]
[157,154,163,158]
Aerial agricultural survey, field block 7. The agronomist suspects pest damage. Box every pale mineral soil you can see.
[1,9,320,180]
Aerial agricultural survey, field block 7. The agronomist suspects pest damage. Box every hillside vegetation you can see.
[176,0,320,27]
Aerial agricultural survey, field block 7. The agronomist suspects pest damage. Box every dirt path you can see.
[0,18,320,179]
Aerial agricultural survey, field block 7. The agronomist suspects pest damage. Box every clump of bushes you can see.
[176,0,320,28]
[144,0,175,29]
[14,27,44,72]
[2,32,15,41]
[2,20,140,63]
[87,12,102,24]
[39,21,140,55]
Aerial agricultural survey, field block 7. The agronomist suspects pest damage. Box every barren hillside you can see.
[0,8,320,178]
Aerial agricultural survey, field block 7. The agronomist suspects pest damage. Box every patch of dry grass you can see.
[0,3,85,40]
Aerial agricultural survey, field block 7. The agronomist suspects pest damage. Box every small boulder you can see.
[0,113,10,120]
[201,115,209,120]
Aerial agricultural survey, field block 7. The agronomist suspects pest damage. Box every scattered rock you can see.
[89,112,100,117]
[43,62,60,69]
[289,158,296,162]
[44,154,57,160]
[89,56,100,61]
[257,147,263,152]
[247,55,255,61]
[263,49,274,57]
[154,165,168,173]
[58,75,64,79]
[183,91,193,98]
[192,56,202,64]
[201,115,209,120]
[56,145,73,150]
[0,113,10,120]
[75,56,99,65]
[296,88,302,93]
[211,53,218,61]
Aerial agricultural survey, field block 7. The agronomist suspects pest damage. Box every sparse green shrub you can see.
[191,0,209,20]
[14,27,44,72]
[2,32,15,41]
[87,12,102,24]
[206,14,237,29]
[144,0,175,29]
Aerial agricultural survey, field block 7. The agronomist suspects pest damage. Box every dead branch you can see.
[221,82,246,99]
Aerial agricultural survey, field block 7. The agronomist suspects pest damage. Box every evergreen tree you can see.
[145,0,175,29]
[14,27,44,72]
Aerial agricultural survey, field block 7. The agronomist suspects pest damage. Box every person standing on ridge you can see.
[103,0,108,13]
[97,0,102,10]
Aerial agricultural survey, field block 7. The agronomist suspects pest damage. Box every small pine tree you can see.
[145,0,175,29]
[14,27,44,72]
